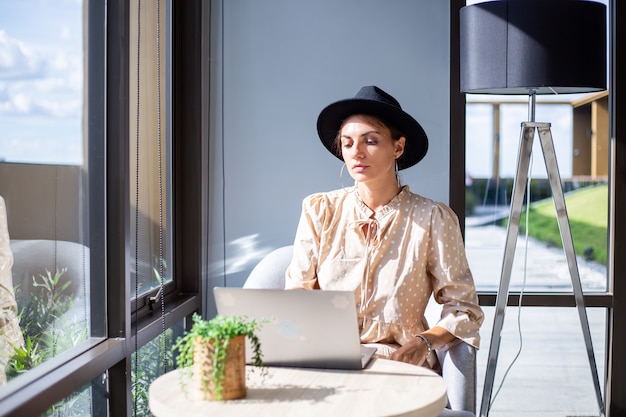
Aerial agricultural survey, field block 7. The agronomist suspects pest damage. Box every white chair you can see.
[244,245,477,417]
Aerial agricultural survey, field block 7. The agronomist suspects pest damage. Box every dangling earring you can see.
[340,163,356,191]
[395,160,401,188]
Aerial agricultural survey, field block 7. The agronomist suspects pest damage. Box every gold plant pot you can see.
[191,334,247,401]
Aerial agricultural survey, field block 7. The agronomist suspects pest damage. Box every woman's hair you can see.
[333,114,405,157]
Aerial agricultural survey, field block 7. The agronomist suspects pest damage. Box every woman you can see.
[285,86,483,369]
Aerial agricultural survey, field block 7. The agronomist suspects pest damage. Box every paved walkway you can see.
[465,223,607,293]
[464,224,607,417]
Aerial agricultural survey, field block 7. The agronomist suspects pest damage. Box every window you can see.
[465,98,610,415]
[466,100,608,294]
[129,0,174,308]
[460,2,614,415]
[463,40,611,417]
[0,0,204,415]
[0,0,95,388]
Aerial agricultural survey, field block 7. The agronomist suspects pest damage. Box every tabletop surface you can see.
[149,358,448,417]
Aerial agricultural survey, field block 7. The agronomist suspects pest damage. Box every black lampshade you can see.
[460,0,606,95]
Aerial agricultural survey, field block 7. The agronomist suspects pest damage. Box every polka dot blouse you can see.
[285,186,484,351]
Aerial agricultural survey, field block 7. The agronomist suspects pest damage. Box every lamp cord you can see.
[488,151,533,410]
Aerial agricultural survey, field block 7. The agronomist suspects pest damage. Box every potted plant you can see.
[173,313,265,401]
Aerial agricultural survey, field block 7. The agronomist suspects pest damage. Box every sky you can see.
[0,0,83,165]
[466,101,576,179]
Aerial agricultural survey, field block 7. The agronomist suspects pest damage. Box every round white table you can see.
[149,358,448,417]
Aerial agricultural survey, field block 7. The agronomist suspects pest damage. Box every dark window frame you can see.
[0,0,204,415]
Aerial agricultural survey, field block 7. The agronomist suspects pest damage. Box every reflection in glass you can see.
[129,0,173,298]
[42,375,106,417]
[0,0,91,384]
[132,321,181,417]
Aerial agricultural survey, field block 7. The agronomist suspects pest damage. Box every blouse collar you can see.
[353,185,410,219]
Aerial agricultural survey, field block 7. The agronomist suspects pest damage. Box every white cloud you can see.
[0,30,44,79]
[59,25,72,41]
[0,27,82,119]
[0,2,84,165]
[0,76,81,118]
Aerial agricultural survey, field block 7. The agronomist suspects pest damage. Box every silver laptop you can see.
[213,287,377,370]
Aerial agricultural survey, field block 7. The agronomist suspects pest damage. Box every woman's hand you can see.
[389,336,430,366]
[389,327,457,366]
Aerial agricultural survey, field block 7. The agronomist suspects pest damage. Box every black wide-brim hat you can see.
[316,86,428,170]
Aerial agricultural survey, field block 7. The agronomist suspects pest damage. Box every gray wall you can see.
[207,0,452,298]
[0,162,84,243]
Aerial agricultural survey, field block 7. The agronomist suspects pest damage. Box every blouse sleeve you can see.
[427,202,484,349]
[285,194,327,290]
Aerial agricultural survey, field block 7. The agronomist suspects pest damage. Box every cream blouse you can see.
[285,185,483,353]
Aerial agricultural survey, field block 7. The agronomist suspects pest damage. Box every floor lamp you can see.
[459,1,607,416]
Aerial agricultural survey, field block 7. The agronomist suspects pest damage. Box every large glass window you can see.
[0,0,95,387]
[128,3,177,415]
[128,0,174,303]
[466,101,608,294]
[477,306,606,416]
[462,5,611,412]
[0,1,196,415]
[465,86,610,417]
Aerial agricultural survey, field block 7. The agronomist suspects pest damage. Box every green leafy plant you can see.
[5,335,44,375]
[7,268,80,378]
[6,268,90,416]
[132,328,174,417]
[173,313,265,400]
[16,268,73,341]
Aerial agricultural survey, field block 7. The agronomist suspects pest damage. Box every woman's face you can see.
[339,115,405,186]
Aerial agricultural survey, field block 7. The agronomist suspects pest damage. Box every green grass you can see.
[515,184,608,265]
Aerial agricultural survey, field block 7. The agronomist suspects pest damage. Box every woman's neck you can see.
[356,181,401,214]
